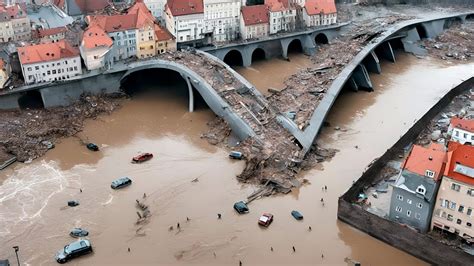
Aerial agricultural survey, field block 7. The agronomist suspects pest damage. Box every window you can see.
[441,199,448,208]
[27,67,31,71]
[407,199,412,204]
[451,183,461,192]
[397,195,403,201]
[425,170,435,178]
[464,133,468,139]
[52,70,56,74]
[467,208,472,216]
[457,219,462,225]
[449,201,457,210]
[447,214,453,221]
[467,189,474,197]
[407,210,411,217]
[441,211,447,218]
[467,222,472,227]
[459,205,464,213]
[417,203,423,209]
[35,66,39,70]
[47,70,51,75]
[455,130,459,137]
[415,213,421,220]
[396,206,402,212]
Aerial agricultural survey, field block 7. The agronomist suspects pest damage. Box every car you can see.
[55,239,93,264]
[258,213,273,227]
[291,210,304,220]
[229,151,243,160]
[69,228,89,238]
[67,200,79,207]
[86,143,99,151]
[233,201,249,214]
[111,177,132,189]
[132,153,153,163]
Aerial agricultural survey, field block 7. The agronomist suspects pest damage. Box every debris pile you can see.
[422,21,474,61]
[0,93,123,162]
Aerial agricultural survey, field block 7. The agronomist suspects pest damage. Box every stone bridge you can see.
[201,24,344,67]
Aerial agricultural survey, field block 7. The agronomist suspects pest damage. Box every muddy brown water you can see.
[0,53,473,265]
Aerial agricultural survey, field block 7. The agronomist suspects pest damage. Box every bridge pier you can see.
[302,35,316,56]
[421,20,445,39]
[183,75,195,112]
[347,77,359,92]
[401,28,427,56]
[377,41,396,63]
[352,64,373,91]
[363,51,381,74]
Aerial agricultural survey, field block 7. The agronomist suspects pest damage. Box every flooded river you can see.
[0,52,473,265]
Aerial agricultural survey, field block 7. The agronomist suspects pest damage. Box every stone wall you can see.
[337,77,474,265]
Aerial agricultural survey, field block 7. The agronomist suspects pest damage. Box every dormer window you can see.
[425,170,435,178]
[416,185,426,195]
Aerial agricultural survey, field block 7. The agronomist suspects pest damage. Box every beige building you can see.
[431,143,474,242]
[0,58,10,88]
[240,5,269,40]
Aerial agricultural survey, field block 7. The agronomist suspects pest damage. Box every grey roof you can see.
[394,170,438,203]
[66,0,82,17]
[28,5,74,29]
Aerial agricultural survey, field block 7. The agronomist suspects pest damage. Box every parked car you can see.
[132,153,153,163]
[111,177,132,189]
[55,239,93,264]
[229,151,243,160]
[69,228,89,238]
[291,210,303,220]
[233,201,249,214]
[86,143,99,151]
[258,213,274,227]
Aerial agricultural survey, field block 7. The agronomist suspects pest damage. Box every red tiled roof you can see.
[128,0,156,22]
[450,117,474,133]
[0,3,27,19]
[241,5,269,26]
[154,24,173,42]
[75,0,110,13]
[38,27,68,38]
[18,40,80,65]
[403,143,447,181]
[305,0,336,15]
[82,25,113,49]
[265,0,285,12]
[444,143,474,186]
[166,0,203,16]
[88,14,138,33]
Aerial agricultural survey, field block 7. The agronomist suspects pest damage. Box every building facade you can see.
[431,143,474,242]
[204,0,241,43]
[448,117,474,145]
[265,0,296,35]
[0,3,30,42]
[18,40,82,84]
[165,0,205,46]
[240,5,269,40]
[143,0,166,19]
[0,58,10,88]
[389,143,446,233]
[80,24,113,70]
[154,23,176,54]
[38,26,67,43]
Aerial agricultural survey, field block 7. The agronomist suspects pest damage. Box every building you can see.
[0,3,31,42]
[204,0,241,43]
[38,26,67,43]
[317,0,336,26]
[265,0,296,35]
[389,143,447,233]
[302,0,321,27]
[0,58,10,88]
[143,0,166,19]
[448,117,474,145]
[80,24,113,70]
[431,142,474,242]
[164,0,206,47]
[240,5,269,40]
[28,3,74,30]
[154,23,175,54]
[18,40,82,84]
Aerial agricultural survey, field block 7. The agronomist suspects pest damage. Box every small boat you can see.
[86,143,99,151]
[132,153,153,163]
[291,210,304,220]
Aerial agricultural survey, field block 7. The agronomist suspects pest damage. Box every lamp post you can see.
[12,246,19,266]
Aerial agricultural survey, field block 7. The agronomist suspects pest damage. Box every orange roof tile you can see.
[18,40,80,65]
[403,143,447,181]
[166,0,203,17]
[444,143,474,186]
[305,0,336,15]
[82,25,113,49]
[241,5,269,26]
[88,13,139,33]
[38,27,68,38]
[265,0,285,12]
[128,0,155,22]
[154,24,174,42]
[450,117,474,133]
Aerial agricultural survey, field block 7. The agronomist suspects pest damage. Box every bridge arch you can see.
[467,14,474,20]
[443,17,463,29]
[18,90,44,109]
[223,49,244,66]
[415,24,428,39]
[251,47,266,63]
[314,33,329,45]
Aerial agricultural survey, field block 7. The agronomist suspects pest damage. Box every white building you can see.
[265,0,296,35]
[204,0,241,42]
[165,0,205,46]
[18,40,82,85]
[449,118,474,145]
[240,5,269,40]
[80,24,113,70]
[143,0,166,19]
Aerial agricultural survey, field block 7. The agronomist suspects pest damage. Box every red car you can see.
[258,213,274,227]
[132,153,153,163]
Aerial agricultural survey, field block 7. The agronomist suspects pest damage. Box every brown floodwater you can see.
[0,53,473,265]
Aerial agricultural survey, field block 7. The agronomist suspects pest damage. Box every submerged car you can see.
[258,213,274,227]
[86,143,99,151]
[132,153,153,163]
[67,200,79,207]
[233,201,249,214]
[229,151,243,160]
[111,177,132,189]
[55,239,92,264]
[291,210,303,220]
[70,228,89,238]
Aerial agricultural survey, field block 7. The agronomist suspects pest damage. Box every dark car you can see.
[67,200,79,207]
[291,210,304,220]
[55,239,92,264]
[111,177,132,189]
[229,151,243,160]
[70,228,89,238]
[86,143,99,151]
[233,201,249,214]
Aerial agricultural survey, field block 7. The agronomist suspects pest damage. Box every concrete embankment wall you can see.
[337,77,474,265]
